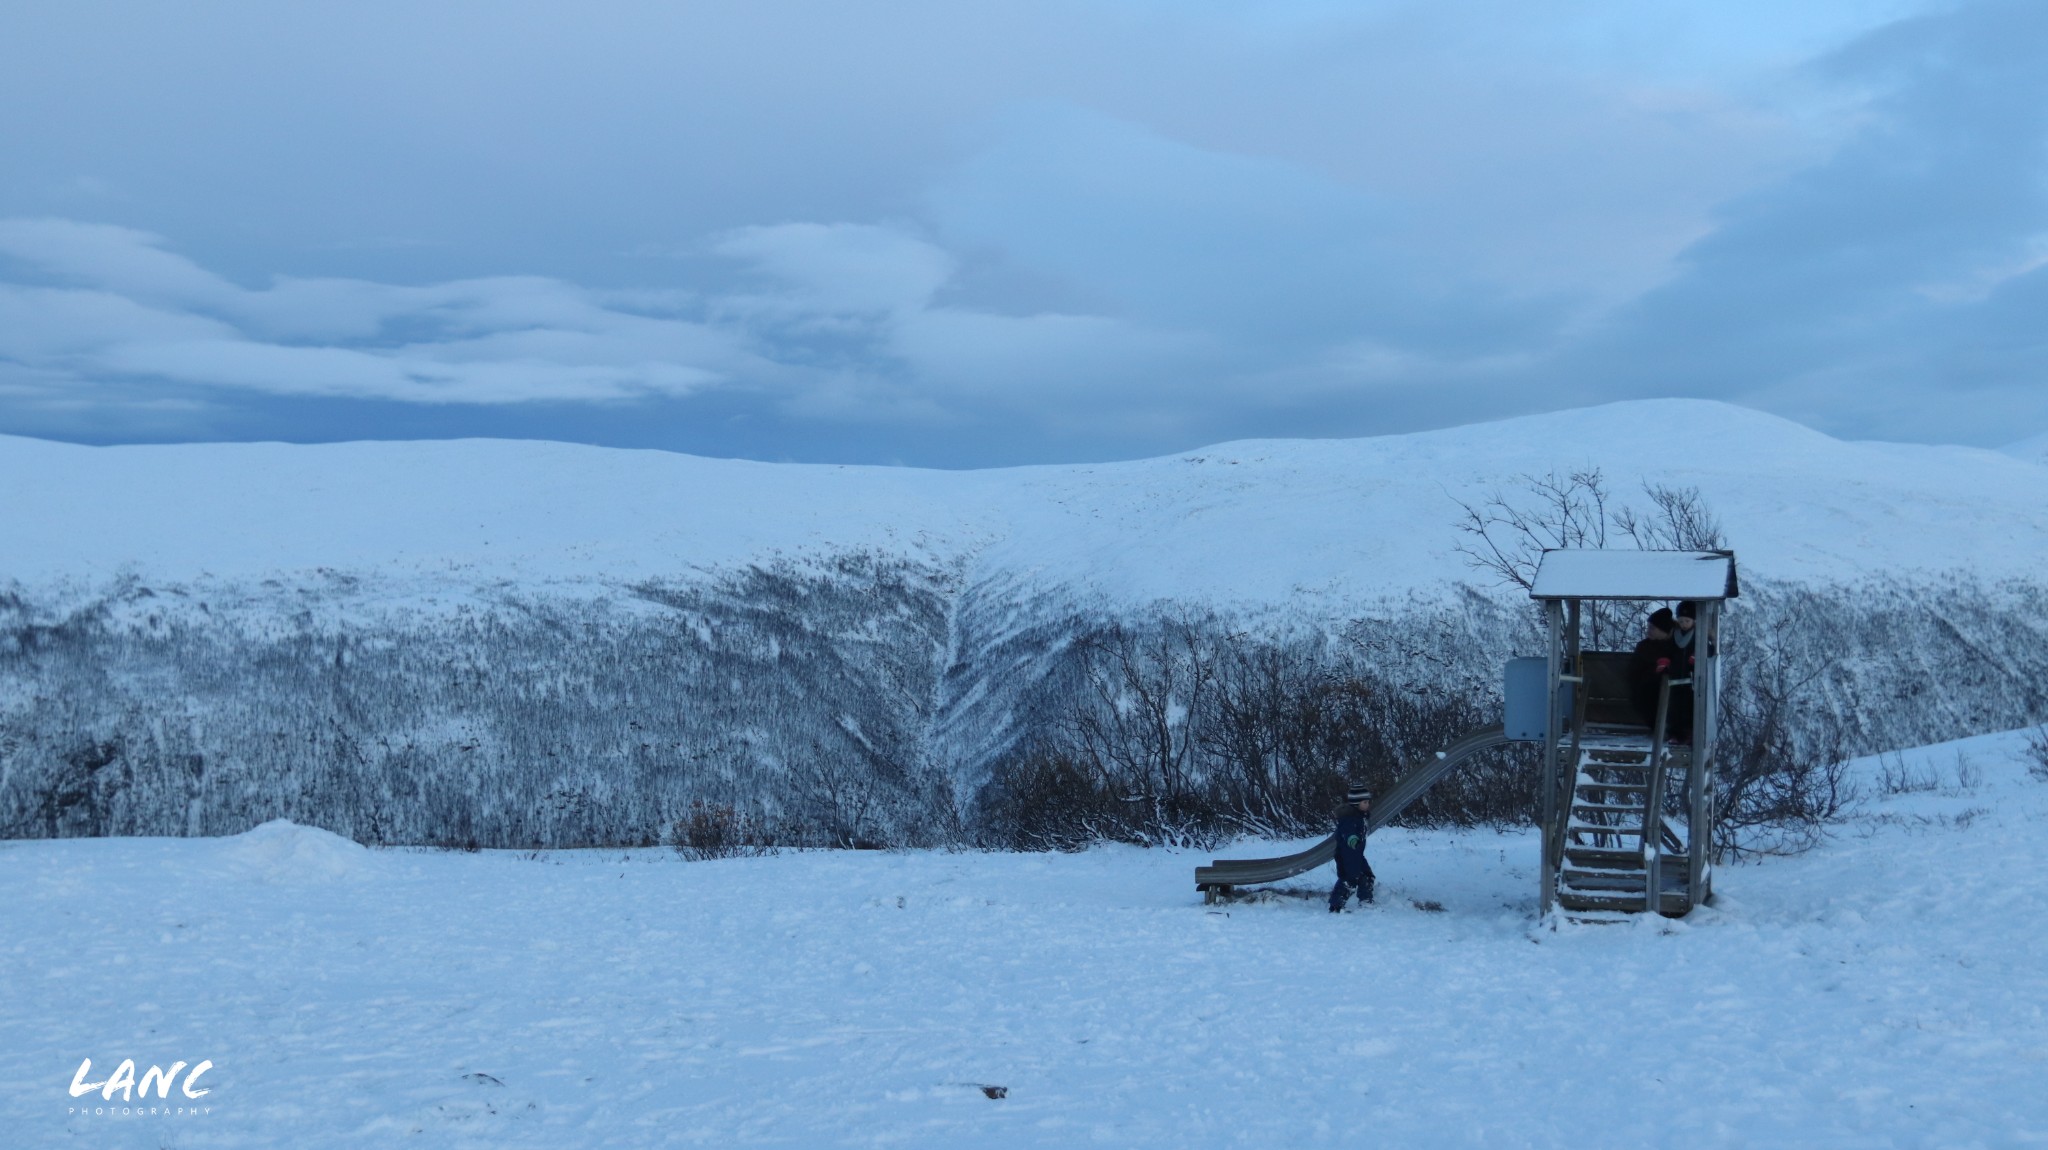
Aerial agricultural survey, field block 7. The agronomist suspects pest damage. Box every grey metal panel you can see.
[1503,657,1552,742]
[1194,724,1509,890]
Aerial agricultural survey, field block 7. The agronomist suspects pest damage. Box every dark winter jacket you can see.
[1672,618,1724,668]
[1631,635,1693,737]
[1670,624,1706,671]
[1333,809,1370,881]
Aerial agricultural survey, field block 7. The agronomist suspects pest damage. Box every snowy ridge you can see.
[5,399,2047,605]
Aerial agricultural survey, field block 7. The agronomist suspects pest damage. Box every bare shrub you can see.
[1063,617,1221,844]
[2025,726,2048,783]
[976,617,1516,850]
[1452,468,1615,592]
[1615,483,1725,552]
[670,801,779,861]
[1948,749,1982,795]
[1452,470,1724,651]
[974,749,1119,851]
[787,748,889,850]
[1713,630,1855,859]
[1876,752,1940,795]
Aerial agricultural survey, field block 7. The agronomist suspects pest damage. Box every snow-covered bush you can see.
[1,556,2044,852]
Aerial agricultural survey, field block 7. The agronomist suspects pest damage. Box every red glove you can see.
[1655,657,1671,674]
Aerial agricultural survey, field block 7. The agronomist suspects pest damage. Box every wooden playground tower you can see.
[1527,548,1738,917]
[1196,548,1737,919]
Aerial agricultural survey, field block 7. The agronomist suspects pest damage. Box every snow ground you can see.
[6,728,2047,1149]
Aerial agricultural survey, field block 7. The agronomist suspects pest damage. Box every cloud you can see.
[1549,0,2048,441]
[0,285,236,359]
[893,309,1216,405]
[0,219,239,308]
[929,105,1578,358]
[712,223,954,315]
[3,1,2044,459]
[0,220,754,406]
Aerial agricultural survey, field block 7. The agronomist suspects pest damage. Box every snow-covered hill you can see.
[2005,428,2048,467]
[3,400,2046,848]
[6,399,2047,606]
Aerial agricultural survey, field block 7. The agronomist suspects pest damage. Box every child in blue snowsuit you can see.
[1330,784,1376,912]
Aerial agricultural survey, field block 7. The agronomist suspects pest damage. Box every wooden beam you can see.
[1540,599,1564,917]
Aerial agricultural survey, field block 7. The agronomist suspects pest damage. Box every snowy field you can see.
[6,728,2047,1149]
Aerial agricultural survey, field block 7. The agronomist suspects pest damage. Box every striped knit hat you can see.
[1346,784,1373,804]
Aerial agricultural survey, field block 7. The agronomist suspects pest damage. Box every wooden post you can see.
[1540,599,1564,916]
[1688,599,1721,903]
[1560,599,1584,880]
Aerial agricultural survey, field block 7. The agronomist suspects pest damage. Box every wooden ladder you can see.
[1556,740,1691,915]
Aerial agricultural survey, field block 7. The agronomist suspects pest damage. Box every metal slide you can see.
[1194,724,1511,895]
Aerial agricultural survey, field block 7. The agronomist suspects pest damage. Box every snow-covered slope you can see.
[2005,428,2048,468]
[6,399,2047,606]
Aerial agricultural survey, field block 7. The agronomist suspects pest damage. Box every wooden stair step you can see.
[1562,862,1659,878]
[1564,875,1674,894]
[1558,889,1694,915]
[1565,851,1649,865]
[1567,817,1649,828]
[1560,872,1692,890]
[1565,847,1665,867]
[1562,862,1691,877]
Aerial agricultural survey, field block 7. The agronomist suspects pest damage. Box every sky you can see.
[1,0,2043,467]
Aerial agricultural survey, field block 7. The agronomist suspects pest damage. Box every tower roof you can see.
[1527,549,1738,601]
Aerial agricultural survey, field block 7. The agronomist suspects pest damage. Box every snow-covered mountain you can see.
[6,399,2046,605]
[3,399,2045,848]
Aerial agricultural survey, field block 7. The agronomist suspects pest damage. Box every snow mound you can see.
[2004,429,2048,466]
[221,819,374,883]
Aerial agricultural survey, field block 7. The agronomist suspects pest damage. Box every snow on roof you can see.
[1528,549,1738,601]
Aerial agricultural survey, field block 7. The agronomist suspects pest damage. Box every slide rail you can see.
[1194,723,1511,892]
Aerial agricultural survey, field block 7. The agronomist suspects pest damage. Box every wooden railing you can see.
[1644,676,1691,911]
